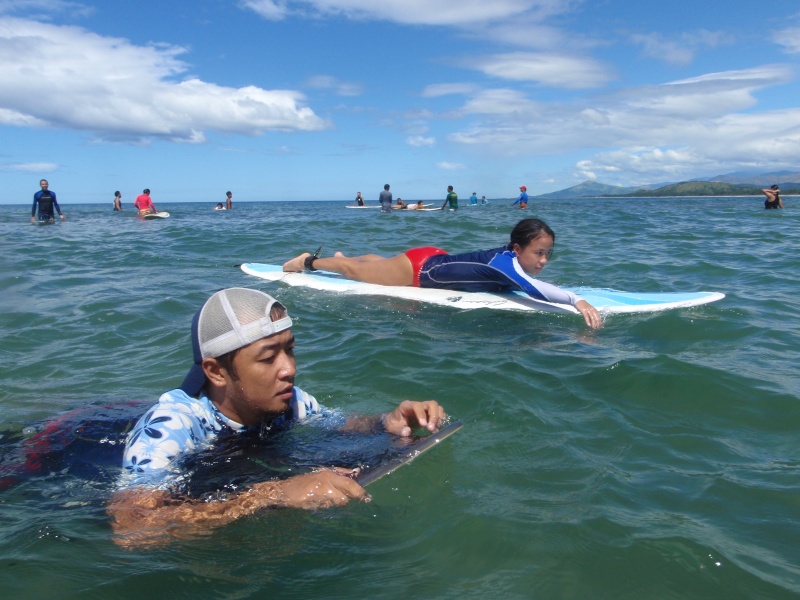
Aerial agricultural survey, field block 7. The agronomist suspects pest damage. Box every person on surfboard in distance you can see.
[283,218,602,329]
[108,288,447,548]
[134,188,158,216]
[354,191,365,206]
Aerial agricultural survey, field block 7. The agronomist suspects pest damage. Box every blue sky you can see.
[2,0,800,204]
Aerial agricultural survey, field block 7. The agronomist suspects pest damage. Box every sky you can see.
[2,0,800,204]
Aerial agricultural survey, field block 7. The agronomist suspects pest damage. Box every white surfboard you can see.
[142,211,170,219]
[240,263,725,315]
[345,205,380,209]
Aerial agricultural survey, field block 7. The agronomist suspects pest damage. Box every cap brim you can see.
[179,363,206,396]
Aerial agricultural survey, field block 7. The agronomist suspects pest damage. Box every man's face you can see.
[40,180,48,189]
[222,330,297,426]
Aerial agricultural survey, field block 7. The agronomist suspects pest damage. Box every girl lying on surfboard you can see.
[283,218,603,329]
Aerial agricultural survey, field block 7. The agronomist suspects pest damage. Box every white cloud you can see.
[306,75,362,96]
[466,52,613,89]
[0,0,94,18]
[0,161,58,172]
[774,28,800,53]
[421,83,477,97]
[630,30,730,67]
[242,0,554,26]
[407,135,435,147]
[446,65,800,179]
[238,0,290,21]
[437,161,466,170]
[0,17,328,142]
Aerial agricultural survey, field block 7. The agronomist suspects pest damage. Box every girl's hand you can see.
[576,300,602,329]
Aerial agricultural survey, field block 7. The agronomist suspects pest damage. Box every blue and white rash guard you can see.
[120,386,321,487]
[418,246,581,305]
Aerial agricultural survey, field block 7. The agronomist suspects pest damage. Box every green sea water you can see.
[1,198,798,599]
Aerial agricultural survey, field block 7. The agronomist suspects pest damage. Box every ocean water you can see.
[1,198,798,599]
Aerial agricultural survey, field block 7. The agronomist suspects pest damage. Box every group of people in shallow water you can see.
[355,184,532,211]
[110,189,234,214]
[357,184,492,211]
[109,188,159,215]
[31,174,789,547]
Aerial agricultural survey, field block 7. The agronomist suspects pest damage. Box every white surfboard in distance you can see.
[240,263,725,315]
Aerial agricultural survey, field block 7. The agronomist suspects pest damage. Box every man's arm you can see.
[53,196,66,219]
[108,469,368,548]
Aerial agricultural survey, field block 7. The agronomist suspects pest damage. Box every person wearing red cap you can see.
[108,288,447,547]
[511,186,528,209]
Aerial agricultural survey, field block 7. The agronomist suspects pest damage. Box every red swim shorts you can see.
[405,246,448,287]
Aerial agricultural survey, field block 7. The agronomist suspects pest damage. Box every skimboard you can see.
[143,211,170,219]
[358,421,463,486]
[240,263,725,315]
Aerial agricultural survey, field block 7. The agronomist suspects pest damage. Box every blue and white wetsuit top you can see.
[418,246,581,306]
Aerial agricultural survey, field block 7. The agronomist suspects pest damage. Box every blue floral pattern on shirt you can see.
[120,387,320,487]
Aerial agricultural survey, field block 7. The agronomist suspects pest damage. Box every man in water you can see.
[355,191,365,206]
[108,287,446,547]
[440,185,458,211]
[512,186,528,210]
[31,179,66,223]
[469,193,478,206]
[133,188,157,215]
[379,184,393,213]
[225,191,233,210]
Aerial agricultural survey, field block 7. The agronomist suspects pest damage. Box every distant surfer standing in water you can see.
[283,218,603,329]
[134,188,157,216]
[355,191,365,206]
[225,191,233,210]
[512,186,528,209]
[113,191,122,211]
[440,185,458,211]
[379,184,393,213]
[762,185,783,209]
[31,179,66,223]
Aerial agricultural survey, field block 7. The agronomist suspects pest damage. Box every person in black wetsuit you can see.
[113,191,122,211]
[31,179,66,223]
[762,185,783,209]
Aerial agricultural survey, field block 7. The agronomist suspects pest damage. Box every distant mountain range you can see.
[533,170,800,198]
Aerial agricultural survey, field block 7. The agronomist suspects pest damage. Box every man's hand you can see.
[264,468,369,509]
[382,400,446,437]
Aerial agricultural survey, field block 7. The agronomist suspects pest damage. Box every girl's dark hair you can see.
[508,218,555,250]
[115,191,121,196]
[771,184,779,190]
